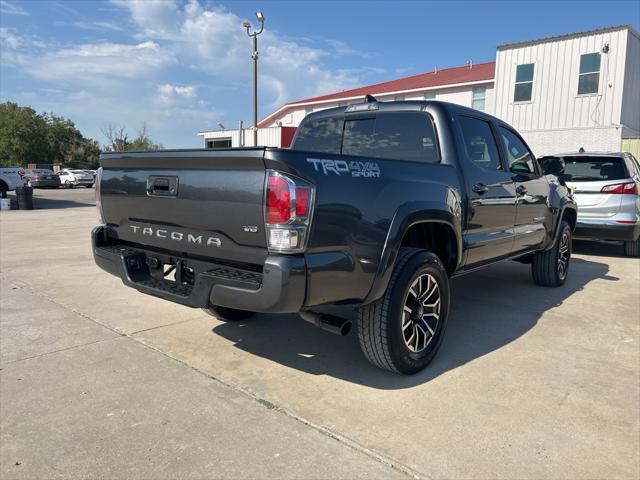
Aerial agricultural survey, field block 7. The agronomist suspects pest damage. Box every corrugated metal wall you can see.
[201,127,285,148]
[621,31,640,138]
[494,28,629,132]
[622,139,640,160]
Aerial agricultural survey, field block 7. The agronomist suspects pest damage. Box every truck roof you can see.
[540,152,627,158]
[304,99,500,124]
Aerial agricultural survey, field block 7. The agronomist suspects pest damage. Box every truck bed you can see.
[99,148,269,267]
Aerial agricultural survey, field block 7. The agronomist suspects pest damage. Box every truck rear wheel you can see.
[532,220,571,287]
[624,238,640,257]
[202,305,255,322]
[357,248,450,375]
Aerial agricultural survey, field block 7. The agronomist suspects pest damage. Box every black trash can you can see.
[16,186,34,210]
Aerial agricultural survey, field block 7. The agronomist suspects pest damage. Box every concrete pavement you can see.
[1,188,639,479]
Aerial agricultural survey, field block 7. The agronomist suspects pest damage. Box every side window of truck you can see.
[342,112,439,163]
[498,126,537,175]
[294,117,343,154]
[457,116,502,170]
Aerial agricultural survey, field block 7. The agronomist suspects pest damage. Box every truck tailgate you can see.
[99,149,268,266]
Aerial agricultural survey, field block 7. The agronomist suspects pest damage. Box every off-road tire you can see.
[202,305,255,322]
[624,238,640,257]
[532,220,571,287]
[357,247,450,375]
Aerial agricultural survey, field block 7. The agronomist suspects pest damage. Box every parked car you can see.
[84,169,97,179]
[23,169,62,188]
[92,99,576,374]
[0,167,25,197]
[58,169,94,188]
[539,152,640,257]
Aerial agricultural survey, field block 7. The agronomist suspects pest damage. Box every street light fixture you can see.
[244,12,265,147]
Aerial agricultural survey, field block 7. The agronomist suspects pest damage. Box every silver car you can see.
[540,152,640,257]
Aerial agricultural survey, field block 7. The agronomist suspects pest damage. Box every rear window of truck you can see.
[544,156,628,182]
[293,112,439,163]
[293,117,343,154]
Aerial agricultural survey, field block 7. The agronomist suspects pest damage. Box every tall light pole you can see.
[244,11,264,147]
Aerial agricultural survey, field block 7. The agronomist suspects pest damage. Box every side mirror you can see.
[541,157,564,176]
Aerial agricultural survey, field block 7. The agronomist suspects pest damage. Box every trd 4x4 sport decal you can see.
[307,158,381,178]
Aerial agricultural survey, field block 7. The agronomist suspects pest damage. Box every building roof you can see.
[257,61,495,127]
[497,24,639,50]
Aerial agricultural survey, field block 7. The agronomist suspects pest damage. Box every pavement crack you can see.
[4,276,427,479]
[131,337,428,480]
[1,337,122,366]
[129,318,199,335]
[4,278,127,337]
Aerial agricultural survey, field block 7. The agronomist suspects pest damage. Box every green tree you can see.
[0,102,103,168]
[101,123,163,152]
[44,113,83,163]
[0,103,49,167]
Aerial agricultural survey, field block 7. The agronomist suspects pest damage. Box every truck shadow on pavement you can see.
[212,256,614,389]
[572,239,629,258]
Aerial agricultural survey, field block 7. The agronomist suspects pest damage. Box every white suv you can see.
[540,152,640,257]
[58,169,95,188]
[0,167,26,197]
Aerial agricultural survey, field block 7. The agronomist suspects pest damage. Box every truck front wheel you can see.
[357,248,450,375]
[532,220,571,287]
[202,305,255,322]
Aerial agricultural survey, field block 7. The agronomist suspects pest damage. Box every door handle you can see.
[146,176,179,197]
[516,185,527,196]
[472,183,489,194]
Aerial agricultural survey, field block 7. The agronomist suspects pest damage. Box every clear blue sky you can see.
[1,0,639,147]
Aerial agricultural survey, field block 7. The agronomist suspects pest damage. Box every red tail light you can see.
[600,182,638,195]
[266,174,292,224]
[264,170,315,253]
[33,175,44,180]
[295,187,310,217]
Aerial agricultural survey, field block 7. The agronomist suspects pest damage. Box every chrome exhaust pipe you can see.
[299,311,352,336]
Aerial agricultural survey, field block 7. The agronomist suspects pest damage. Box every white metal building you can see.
[199,24,640,157]
[494,24,640,156]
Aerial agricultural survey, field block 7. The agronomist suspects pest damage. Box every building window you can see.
[514,63,534,102]
[578,52,601,95]
[472,87,486,111]
[394,95,405,101]
[424,92,436,101]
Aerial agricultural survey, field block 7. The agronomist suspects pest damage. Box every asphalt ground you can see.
[1,187,638,479]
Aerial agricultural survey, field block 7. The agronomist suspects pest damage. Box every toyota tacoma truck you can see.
[92,99,576,374]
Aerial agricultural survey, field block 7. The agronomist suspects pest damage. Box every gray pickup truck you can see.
[92,99,576,374]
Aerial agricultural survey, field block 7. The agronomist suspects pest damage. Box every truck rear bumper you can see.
[92,226,306,313]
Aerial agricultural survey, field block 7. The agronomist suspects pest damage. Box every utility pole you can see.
[243,12,265,147]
